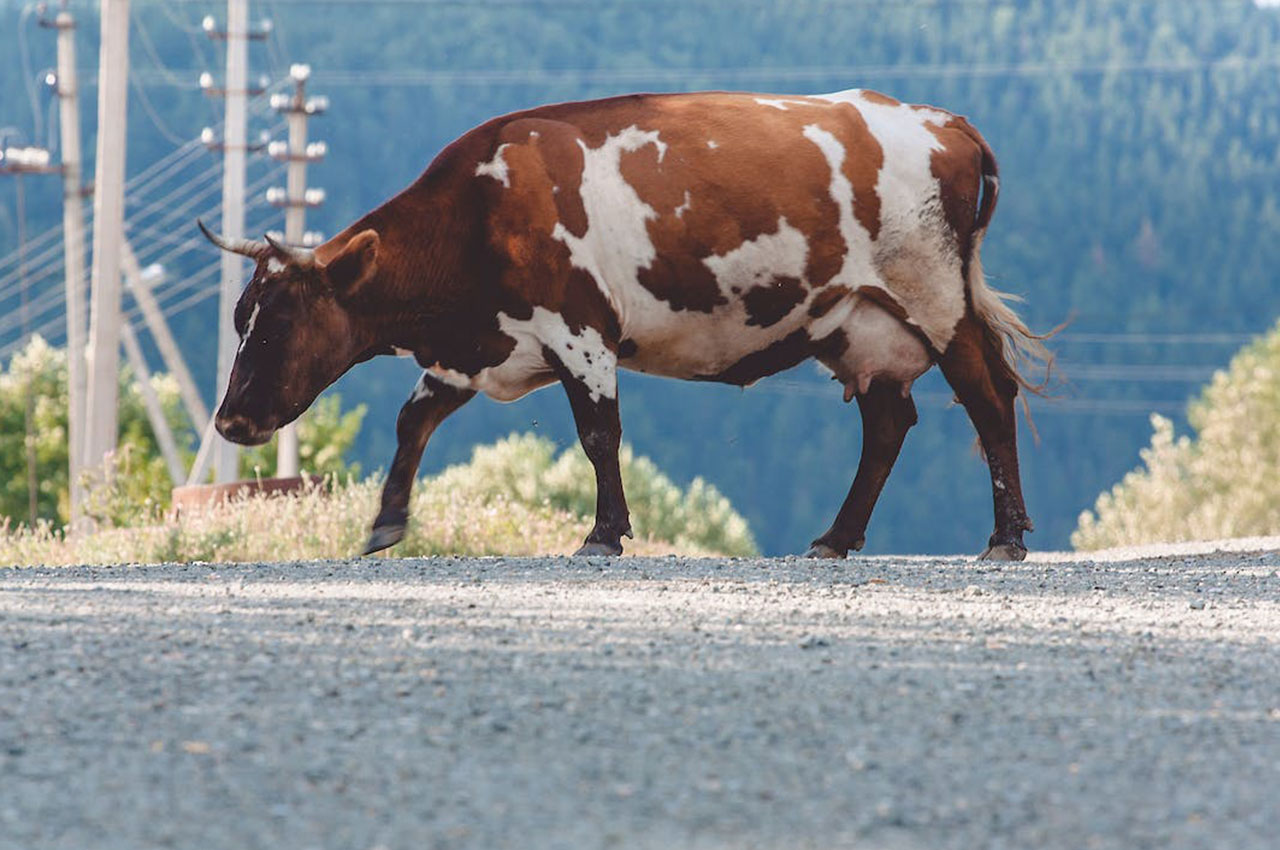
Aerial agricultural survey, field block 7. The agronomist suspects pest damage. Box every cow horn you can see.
[263,232,318,269]
[197,219,268,259]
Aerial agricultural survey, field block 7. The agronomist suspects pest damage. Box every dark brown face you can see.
[206,226,382,446]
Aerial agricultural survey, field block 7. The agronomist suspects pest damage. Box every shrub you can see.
[1073,319,1280,549]
[433,433,758,557]
[0,337,364,527]
[0,434,759,565]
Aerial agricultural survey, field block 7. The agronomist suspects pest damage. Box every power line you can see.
[1055,332,1256,345]
[122,0,1266,7]
[114,53,1280,91]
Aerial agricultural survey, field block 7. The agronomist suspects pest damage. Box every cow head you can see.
[201,220,381,445]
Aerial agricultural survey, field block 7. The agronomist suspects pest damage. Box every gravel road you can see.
[2,545,1279,850]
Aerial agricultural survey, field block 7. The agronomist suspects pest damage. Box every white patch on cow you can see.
[499,307,617,402]
[419,309,616,404]
[673,190,693,219]
[551,125,668,314]
[266,257,286,274]
[528,130,540,139]
[424,364,474,390]
[702,216,808,297]
[475,143,513,187]
[755,97,812,111]
[813,88,965,348]
[409,372,434,403]
[800,123,878,334]
[707,139,718,149]
[457,308,616,403]
[392,347,414,357]
[236,302,261,354]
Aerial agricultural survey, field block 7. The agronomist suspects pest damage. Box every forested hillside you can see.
[2,0,1278,554]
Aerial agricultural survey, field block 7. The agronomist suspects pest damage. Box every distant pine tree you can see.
[1074,319,1280,549]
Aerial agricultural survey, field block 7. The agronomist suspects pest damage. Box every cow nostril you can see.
[216,414,252,440]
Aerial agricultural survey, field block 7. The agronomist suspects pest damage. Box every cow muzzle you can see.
[215,411,275,446]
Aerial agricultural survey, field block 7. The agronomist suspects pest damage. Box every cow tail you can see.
[962,125,1054,399]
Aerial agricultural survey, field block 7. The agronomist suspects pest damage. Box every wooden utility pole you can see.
[268,63,327,478]
[46,6,89,524]
[84,0,130,483]
[212,0,249,484]
[121,242,210,431]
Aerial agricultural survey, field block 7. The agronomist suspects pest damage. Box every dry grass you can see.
[0,476,724,567]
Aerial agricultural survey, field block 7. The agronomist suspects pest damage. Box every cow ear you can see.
[325,230,380,300]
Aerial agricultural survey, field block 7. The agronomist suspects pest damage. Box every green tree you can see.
[0,337,366,528]
[0,336,185,526]
[1073,319,1280,549]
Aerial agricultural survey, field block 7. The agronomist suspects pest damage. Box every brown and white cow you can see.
[203,88,1049,560]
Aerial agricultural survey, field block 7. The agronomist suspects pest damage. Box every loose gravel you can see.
[2,547,1278,850]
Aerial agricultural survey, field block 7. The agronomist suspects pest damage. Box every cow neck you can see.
[332,184,469,337]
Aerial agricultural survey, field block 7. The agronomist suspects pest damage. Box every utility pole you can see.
[0,140,57,528]
[213,0,247,484]
[267,63,327,478]
[203,3,270,483]
[40,3,89,525]
[84,0,130,485]
[121,241,209,431]
[119,251,185,486]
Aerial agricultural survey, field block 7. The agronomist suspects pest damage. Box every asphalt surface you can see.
[2,545,1279,850]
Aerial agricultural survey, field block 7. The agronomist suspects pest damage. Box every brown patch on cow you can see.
[695,328,849,386]
[478,121,624,343]
[492,118,590,239]
[743,276,806,327]
[695,329,813,385]
[420,311,519,378]
[854,285,910,323]
[860,89,901,107]
[924,116,983,249]
[606,95,862,310]
[808,285,851,318]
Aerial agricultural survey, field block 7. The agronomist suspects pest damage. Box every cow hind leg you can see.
[363,373,475,556]
[805,382,918,558]
[544,346,632,557]
[938,314,1033,561]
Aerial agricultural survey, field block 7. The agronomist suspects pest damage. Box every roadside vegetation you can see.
[0,342,758,563]
[1074,319,1280,549]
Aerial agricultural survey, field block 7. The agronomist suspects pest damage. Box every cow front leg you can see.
[363,372,475,555]
[938,315,1033,561]
[544,346,632,556]
[805,382,918,558]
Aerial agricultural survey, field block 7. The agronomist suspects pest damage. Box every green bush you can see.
[0,433,759,565]
[0,337,365,527]
[433,433,758,557]
[0,337,185,526]
[1073,319,1280,549]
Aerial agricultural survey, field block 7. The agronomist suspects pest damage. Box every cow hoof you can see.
[574,541,623,557]
[802,543,846,559]
[362,524,405,556]
[978,542,1027,561]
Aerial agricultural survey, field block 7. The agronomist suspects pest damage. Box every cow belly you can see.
[620,312,811,380]
[618,291,932,390]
